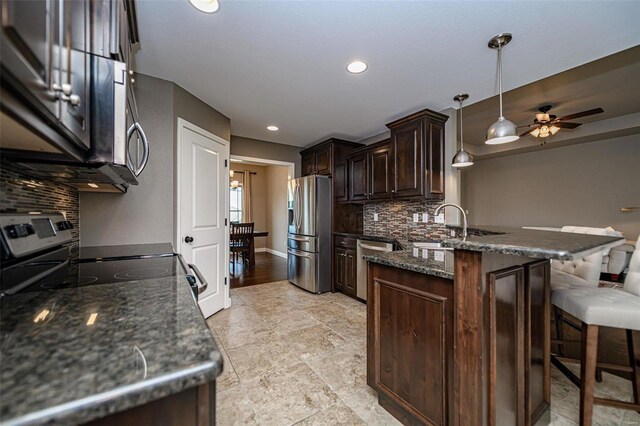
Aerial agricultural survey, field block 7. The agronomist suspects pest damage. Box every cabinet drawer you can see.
[334,235,356,249]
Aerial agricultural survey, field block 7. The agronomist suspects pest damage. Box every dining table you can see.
[248,230,269,266]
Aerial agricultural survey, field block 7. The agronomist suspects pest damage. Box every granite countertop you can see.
[364,250,454,280]
[444,225,625,260]
[333,232,403,248]
[0,276,222,425]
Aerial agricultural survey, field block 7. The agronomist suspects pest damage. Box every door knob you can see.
[184,236,194,243]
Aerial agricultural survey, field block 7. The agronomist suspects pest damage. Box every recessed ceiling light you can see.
[88,183,99,188]
[347,60,368,74]
[267,125,279,131]
[230,159,243,163]
[188,0,220,13]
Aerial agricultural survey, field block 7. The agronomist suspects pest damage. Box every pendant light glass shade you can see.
[452,93,473,168]
[485,33,519,145]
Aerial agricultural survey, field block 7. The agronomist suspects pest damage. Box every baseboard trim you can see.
[259,248,287,259]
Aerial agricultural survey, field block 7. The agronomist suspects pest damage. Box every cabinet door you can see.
[334,247,346,291]
[391,119,424,198]
[333,162,348,202]
[0,0,58,116]
[344,249,357,296]
[426,121,445,199]
[348,152,368,202]
[58,0,90,149]
[368,143,392,200]
[301,152,315,176]
[314,145,332,176]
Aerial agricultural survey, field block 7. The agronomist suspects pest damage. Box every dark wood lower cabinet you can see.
[335,246,356,297]
[367,252,551,426]
[85,381,215,426]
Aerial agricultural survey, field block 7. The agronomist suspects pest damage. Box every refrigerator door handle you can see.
[295,184,302,230]
[288,248,312,259]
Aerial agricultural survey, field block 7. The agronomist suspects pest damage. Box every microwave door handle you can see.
[134,123,150,176]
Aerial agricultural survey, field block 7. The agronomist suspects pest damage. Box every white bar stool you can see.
[551,236,640,425]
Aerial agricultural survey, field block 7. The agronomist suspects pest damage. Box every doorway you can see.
[228,155,294,288]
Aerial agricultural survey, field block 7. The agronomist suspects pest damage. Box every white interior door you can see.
[177,118,229,318]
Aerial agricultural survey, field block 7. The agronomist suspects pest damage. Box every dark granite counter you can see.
[444,225,625,260]
[364,250,454,280]
[333,232,404,249]
[0,276,221,425]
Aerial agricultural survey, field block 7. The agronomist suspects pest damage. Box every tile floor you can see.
[207,280,640,426]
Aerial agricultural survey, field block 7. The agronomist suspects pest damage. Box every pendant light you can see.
[452,93,473,168]
[485,33,519,145]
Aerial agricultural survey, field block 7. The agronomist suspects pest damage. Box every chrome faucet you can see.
[434,203,468,240]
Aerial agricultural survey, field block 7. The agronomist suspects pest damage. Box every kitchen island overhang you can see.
[365,227,625,426]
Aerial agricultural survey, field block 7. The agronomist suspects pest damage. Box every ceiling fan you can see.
[519,105,604,140]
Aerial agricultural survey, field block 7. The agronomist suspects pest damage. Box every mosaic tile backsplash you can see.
[363,200,449,247]
[1,161,79,257]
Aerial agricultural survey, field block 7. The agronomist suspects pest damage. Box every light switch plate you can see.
[435,213,445,224]
[422,213,428,222]
[422,249,429,258]
[434,250,445,262]
[413,213,419,223]
[373,213,379,222]
[413,247,419,257]
[451,230,456,237]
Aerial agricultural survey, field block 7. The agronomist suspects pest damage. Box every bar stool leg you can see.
[628,330,640,413]
[580,323,599,426]
[554,306,565,356]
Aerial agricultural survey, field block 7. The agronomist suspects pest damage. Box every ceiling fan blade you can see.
[557,108,604,121]
[519,128,535,137]
[555,122,582,129]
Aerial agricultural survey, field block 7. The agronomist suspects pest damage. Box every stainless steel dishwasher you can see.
[356,239,394,301]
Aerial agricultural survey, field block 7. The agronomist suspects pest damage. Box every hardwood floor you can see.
[230,252,288,288]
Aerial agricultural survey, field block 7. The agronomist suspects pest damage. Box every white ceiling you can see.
[135,0,640,148]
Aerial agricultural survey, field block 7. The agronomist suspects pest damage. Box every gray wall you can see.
[230,136,301,177]
[462,135,640,240]
[80,74,230,246]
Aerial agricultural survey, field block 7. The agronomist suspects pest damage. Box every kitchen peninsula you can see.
[365,226,625,426]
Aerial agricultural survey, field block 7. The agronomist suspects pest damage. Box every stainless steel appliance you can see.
[287,175,331,293]
[2,56,148,193]
[356,239,393,301]
[0,213,204,298]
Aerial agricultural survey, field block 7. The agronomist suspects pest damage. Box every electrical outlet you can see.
[422,213,428,222]
[373,213,379,222]
[422,249,429,259]
[413,213,419,223]
[434,250,445,262]
[435,213,445,224]
[450,230,456,237]
[413,247,419,257]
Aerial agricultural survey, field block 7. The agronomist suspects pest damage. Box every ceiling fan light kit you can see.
[452,93,474,168]
[520,104,604,140]
[485,33,520,145]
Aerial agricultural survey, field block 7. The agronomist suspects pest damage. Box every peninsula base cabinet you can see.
[86,381,216,426]
[366,253,551,426]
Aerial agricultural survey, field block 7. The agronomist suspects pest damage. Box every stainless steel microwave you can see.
[0,56,149,192]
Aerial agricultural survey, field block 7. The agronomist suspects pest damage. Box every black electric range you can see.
[0,214,203,297]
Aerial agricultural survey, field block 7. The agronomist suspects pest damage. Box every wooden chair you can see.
[230,222,254,275]
[551,236,640,425]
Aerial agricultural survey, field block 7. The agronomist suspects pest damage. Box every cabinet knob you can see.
[67,94,81,106]
[130,78,135,85]
[391,189,396,193]
[129,69,135,76]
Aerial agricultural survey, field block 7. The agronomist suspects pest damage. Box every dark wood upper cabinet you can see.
[386,107,448,200]
[390,120,423,198]
[301,151,315,176]
[369,143,392,200]
[346,140,392,202]
[333,162,348,202]
[348,151,368,202]
[314,145,332,175]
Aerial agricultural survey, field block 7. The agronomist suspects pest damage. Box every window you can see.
[230,186,242,222]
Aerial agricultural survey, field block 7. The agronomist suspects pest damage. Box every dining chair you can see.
[229,222,254,275]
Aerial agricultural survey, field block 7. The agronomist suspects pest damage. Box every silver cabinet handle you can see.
[187,263,208,294]
[357,243,392,251]
[127,122,150,176]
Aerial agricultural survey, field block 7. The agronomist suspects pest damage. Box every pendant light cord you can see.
[459,100,464,150]
[498,46,503,118]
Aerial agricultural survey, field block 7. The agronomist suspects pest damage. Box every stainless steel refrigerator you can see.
[287,175,331,293]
